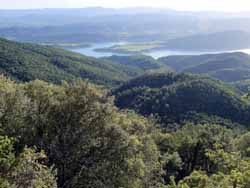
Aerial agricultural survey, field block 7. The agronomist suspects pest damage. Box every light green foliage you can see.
[0,136,15,173]
[11,148,57,188]
[96,42,163,54]
[1,70,250,188]
[235,132,250,157]
[0,76,164,188]
[0,136,15,188]
[0,136,57,188]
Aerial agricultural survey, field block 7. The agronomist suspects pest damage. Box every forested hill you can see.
[0,38,140,86]
[3,75,250,188]
[112,72,250,128]
[101,55,169,77]
[159,52,250,85]
[2,39,250,187]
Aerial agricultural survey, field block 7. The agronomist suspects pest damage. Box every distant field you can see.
[95,42,163,54]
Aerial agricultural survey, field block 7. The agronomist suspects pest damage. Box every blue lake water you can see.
[69,42,250,59]
[69,42,128,57]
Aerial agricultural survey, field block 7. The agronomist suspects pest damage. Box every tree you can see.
[0,135,57,188]
[0,77,165,188]
[10,148,57,188]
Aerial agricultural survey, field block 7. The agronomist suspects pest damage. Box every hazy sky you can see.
[1,0,250,12]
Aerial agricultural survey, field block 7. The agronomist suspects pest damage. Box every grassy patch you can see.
[95,41,163,54]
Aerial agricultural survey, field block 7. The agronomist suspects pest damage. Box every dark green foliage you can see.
[0,38,134,86]
[113,72,250,127]
[159,52,250,72]
[161,124,234,181]
[103,55,161,70]
[112,72,197,94]
[102,55,166,76]
[159,124,250,188]
[209,68,250,82]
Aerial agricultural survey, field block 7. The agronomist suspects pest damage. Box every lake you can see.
[69,42,250,59]
[69,42,129,57]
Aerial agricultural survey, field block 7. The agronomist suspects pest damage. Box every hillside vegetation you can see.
[0,38,139,86]
[0,76,164,188]
[159,52,250,91]
[0,38,173,87]
[1,76,250,188]
[1,31,250,188]
[2,7,250,188]
[102,55,169,77]
[112,72,250,128]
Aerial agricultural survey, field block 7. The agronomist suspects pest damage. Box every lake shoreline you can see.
[67,42,250,59]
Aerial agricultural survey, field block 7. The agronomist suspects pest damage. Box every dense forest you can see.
[1,75,250,188]
[112,72,250,128]
[158,52,250,92]
[1,38,250,188]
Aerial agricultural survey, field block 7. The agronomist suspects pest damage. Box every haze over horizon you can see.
[1,0,250,12]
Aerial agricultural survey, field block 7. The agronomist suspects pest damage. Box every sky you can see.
[1,0,250,12]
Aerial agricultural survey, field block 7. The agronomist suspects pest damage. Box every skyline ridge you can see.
[1,0,250,12]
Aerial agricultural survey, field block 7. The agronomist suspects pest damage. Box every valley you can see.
[1,35,250,188]
[1,5,250,188]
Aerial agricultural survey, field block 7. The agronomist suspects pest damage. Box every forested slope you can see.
[0,76,164,188]
[112,72,250,127]
[159,52,250,82]
[2,34,250,188]
[0,38,135,86]
[1,76,250,188]
[102,55,168,77]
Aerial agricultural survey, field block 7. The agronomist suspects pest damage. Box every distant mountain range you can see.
[159,31,250,51]
[1,8,250,46]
